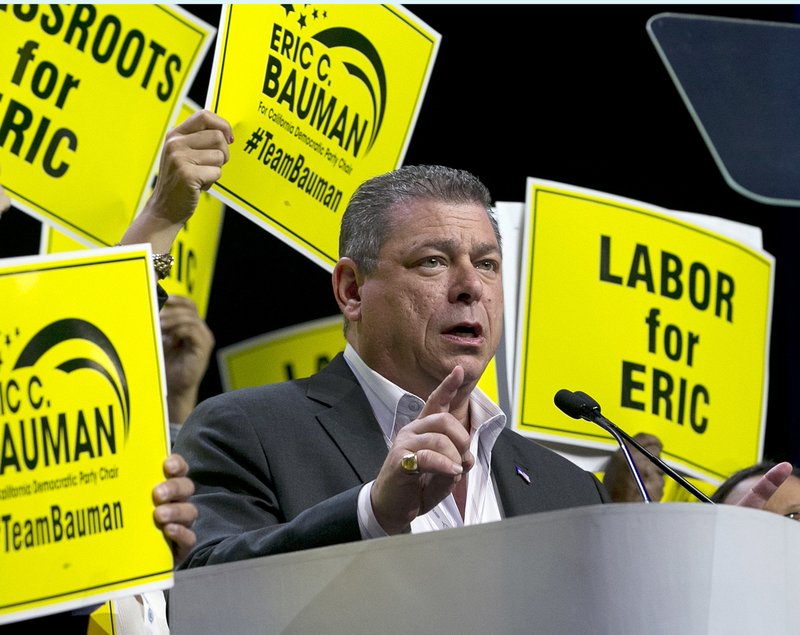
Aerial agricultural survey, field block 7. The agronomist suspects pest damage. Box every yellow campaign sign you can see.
[218,315,500,404]
[42,101,225,319]
[0,5,214,247]
[0,246,173,625]
[206,4,440,270]
[218,316,346,391]
[513,180,773,483]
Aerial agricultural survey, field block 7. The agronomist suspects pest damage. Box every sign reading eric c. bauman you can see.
[206,4,440,270]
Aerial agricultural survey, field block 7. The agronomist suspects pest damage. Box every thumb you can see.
[419,366,464,417]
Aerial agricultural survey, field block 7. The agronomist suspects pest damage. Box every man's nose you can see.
[450,263,483,304]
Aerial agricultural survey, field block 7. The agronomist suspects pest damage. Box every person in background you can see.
[712,460,800,520]
[160,295,215,441]
[119,108,223,442]
[602,432,665,503]
[105,109,231,634]
[601,431,799,512]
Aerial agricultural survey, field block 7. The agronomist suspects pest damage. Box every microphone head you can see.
[554,389,602,421]
[553,389,588,419]
[573,390,601,411]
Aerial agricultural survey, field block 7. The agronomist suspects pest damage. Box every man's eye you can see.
[420,257,445,268]
[476,260,498,272]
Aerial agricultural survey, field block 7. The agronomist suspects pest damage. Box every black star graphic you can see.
[298,13,307,29]
[312,8,318,19]
[281,4,295,17]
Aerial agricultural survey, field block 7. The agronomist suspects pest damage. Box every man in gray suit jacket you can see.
[174,162,612,569]
[174,158,792,568]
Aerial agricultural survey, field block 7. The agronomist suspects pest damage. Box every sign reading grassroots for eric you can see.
[513,180,773,484]
[205,4,440,270]
[0,5,214,247]
[0,246,173,625]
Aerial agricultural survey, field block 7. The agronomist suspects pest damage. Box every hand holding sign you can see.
[120,110,233,253]
[153,453,198,567]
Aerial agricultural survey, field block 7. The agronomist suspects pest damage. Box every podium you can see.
[168,503,800,634]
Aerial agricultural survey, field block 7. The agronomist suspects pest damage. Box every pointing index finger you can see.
[420,366,464,417]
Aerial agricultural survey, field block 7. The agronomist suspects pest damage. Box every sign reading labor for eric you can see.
[513,180,774,483]
[205,4,440,270]
[0,246,173,625]
[0,5,214,247]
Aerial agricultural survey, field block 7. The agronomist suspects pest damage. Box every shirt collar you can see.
[342,343,506,443]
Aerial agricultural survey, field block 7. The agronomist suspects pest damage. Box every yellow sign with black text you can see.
[0,247,172,624]
[0,5,214,247]
[218,315,345,390]
[41,101,225,319]
[206,4,440,270]
[513,180,773,483]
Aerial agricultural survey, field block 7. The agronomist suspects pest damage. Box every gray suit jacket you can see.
[174,354,610,568]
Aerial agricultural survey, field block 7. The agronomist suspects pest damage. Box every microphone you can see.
[554,389,714,504]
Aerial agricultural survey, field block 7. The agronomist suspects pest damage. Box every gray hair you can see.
[338,165,501,274]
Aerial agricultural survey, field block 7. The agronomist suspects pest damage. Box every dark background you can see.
[2,4,799,466]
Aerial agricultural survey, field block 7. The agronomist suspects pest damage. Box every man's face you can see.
[355,199,503,399]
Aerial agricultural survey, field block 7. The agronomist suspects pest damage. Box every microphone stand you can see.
[574,391,714,504]
[591,414,652,503]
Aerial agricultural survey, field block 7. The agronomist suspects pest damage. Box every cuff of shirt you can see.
[357,481,389,539]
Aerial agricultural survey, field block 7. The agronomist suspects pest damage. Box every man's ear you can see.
[332,257,362,322]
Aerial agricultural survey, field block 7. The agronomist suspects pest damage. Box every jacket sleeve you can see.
[172,389,364,568]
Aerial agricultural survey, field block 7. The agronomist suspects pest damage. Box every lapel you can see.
[492,430,540,518]
[306,354,387,483]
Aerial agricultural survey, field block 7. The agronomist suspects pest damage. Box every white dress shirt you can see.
[343,344,507,536]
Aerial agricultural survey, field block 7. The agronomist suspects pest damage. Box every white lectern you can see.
[169,503,800,634]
